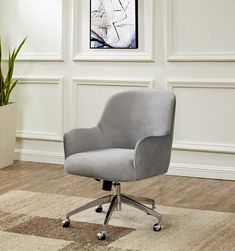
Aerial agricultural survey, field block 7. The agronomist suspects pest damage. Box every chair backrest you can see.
[98,89,176,148]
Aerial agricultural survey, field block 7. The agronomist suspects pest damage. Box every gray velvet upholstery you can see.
[64,89,176,182]
[65,149,135,182]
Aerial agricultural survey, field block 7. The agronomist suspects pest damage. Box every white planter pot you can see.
[0,103,17,169]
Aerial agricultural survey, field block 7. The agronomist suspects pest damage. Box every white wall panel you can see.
[0,0,64,61]
[168,80,235,154]
[170,81,235,143]
[167,0,235,61]
[11,78,64,141]
[73,79,153,127]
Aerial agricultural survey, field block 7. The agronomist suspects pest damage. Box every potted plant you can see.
[0,37,26,168]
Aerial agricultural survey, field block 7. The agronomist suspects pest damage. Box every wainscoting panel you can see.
[11,78,64,141]
[167,80,235,180]
[73,78,154,128]
[0,0,64,61]
[167,0,235,61]
[168,80,235,150]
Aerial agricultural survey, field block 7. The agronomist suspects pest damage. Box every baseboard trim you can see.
[15,149,64,165]
[168,162,235,181]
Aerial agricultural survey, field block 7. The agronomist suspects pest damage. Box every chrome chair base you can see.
[62,182,162,240]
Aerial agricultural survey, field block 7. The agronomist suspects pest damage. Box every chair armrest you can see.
[64,127,105,159]
[134,135,172,180]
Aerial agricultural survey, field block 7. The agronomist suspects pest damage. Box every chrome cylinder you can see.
[116,195,122,211]
[113,182,121,211]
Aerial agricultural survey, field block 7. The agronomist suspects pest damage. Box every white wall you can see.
[0,0,235,180]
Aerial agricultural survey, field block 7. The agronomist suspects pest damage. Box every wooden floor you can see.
[0,161,234,213]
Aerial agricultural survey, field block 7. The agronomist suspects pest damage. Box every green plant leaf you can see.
[0,37,26,106]
[5,79,19,104]
[13,37,27,60]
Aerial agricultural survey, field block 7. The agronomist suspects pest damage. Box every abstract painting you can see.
[90,0,138,49]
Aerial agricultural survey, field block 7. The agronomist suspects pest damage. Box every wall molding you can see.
[3,0,65,62]
[17,77,64,85]
[167,79,235,90]
[15,77,64,142]
[173,141,235,154]
[168,162,235,181]
[168,79,235,154]
[166,0,235,62]
[72,77,154,127]
[72,0,155,61]
[15,149,64,165]
[73,78,155,87]
[16,131,63,142]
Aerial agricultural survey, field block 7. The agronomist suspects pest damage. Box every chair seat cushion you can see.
[65,148,136,182]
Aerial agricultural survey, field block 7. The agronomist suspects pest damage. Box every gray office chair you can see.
[62,89,176,240]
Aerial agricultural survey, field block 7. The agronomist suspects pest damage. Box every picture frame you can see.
[73,0,154,61]
[90,0,138,49]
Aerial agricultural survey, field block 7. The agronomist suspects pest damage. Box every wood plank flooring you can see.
[0,161,234,213]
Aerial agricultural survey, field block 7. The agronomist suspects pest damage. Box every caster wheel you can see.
[62,219,70,228]
[153,223,161,232]
[97,230,107,240]
[95,205,103,213]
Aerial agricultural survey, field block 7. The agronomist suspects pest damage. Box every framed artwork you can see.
[73,0,154,61]
[90,0,138,49]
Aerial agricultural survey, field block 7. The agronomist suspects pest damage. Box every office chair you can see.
[62,89,176,240]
